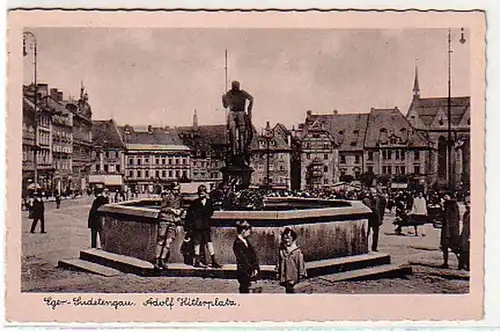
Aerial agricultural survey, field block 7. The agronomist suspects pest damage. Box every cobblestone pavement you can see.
[21,197,469,294]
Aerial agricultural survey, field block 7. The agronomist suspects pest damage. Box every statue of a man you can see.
[222,81,254,164]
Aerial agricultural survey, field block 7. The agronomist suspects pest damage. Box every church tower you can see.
[193,109,198,130]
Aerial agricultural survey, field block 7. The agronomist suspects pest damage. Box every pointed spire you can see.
[80,80,85,99]
[413,61,420,99]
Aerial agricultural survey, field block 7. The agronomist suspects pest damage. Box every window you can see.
[323,143,329,149]
[96,165,100,172]
[368,151,373,161]
[183,170,187,178]
[324,154,328,160]
[388,166,392,174]
[168,158,173,165]
[395,150,400,160]
[145,170,149,178]
[137,170,142,178]
[156,170,160,178]
[109,151,115,159]
[401,150,406,160]
[137,159,142,165]
[382,166,387,174]
[116,165,120,173]
[367,166,374,173]
[340,155,346,164]
[176,170,180,178]
[258,165,264,171]
[156,159,160,165]
[176,159,180,165]
[162,170,166,177]
[387,150,392,160]
[400,166,406,175]
[128,170,133,178]
[129,158,134,165]
[323,178,329,185]
[104,165,109,173]
[162,158,166,165]
[280,165,285,171]
[414,165,421,174]
[323,165,328,172]
[169,170,173,178]
[105,151,109,158]
[355,155,360,164]
[414,151,420,160]
[306,153,311,160]
[145,158,149,164]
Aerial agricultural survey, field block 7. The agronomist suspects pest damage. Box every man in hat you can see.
[362,187,383,252]
[29,191,46,234]
[154,182,184,270]
[185,184,222,268]
[222,80,254,161]
[87,187,109,248]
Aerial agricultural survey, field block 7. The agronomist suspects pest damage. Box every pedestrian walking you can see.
[29,191,46,234]
[233,220,260,293]
[278,227,308,294]
[87,188,109,248]
[458,195,471,271]
[154,182,184,271]
[185,184,222,268]
[363,188,382,252]
[441,193,461,269]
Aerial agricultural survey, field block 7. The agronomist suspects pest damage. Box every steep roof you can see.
[303,113,369,150]
[410,96,470,127]
[93,120,125,148]
[364,107,429,148]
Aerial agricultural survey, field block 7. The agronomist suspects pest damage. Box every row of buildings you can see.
[22,68,470,194]
[22,83,93,196]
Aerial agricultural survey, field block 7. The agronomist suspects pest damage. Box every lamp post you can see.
[447,28,466,191]
[23,31,38,186]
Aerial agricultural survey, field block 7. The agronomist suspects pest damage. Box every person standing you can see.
[185,184,222,268]
[363,188,382,252]
[154,182,184,271]
[233,220,260,293]
[278,227,307,293]
[441,193,461,269]
[87,188,109,248]
[29,191,46,234]
[459,195,471,271]
[55,190,61,209]
[410,191,428,236]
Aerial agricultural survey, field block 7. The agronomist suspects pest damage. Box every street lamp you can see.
[23,31,38,186]
[447,27,466,190]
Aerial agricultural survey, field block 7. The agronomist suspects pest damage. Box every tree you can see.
[339,174,354,183]
[359,171,375,187]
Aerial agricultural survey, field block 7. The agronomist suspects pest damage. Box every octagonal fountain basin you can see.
[97,197,372,266]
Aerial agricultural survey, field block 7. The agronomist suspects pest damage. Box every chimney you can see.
[57,91,63,101]
[333,109,338,115]
[50,88,58,99]
[147,125,153,134]
[124,125,131,134]
[306,110,312,117]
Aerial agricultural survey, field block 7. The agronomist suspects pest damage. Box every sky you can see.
[23,28,470,130]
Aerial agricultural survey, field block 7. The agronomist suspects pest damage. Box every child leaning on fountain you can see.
[277,227,309,293]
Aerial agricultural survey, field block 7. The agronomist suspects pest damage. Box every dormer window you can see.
[380,128,387,133]
[338,130,344,135]
[439,118,444,125]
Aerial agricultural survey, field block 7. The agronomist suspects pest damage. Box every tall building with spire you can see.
[406,65,470,190]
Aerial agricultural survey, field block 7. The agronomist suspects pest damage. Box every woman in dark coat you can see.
[441,193,461,268]
[233,221,260,293]
[459,196,471,271]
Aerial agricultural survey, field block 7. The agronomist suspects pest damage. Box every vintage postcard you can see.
[6,9,485,323]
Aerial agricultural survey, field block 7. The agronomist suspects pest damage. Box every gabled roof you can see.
[119,125,189,149]
[302,113,369,150]
[410,96,470,127]
[93,119,125,148]
[364,107,429,148]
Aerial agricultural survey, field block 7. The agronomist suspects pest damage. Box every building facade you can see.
[121,125,191,193]
[177,111,226,183]
[363,107,432,182]
[406,66,471,190]
[90,119,126,189]
[298,111,339,190]
[250,122,292,189]
[66,85,93,191]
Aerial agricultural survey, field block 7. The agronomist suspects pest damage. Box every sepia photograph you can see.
[6,9,486,322]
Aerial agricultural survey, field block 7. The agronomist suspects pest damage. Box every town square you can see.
[20,27,471,294]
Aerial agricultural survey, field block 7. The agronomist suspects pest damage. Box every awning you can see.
[391,182,408,189]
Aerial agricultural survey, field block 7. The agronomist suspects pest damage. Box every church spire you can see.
[412,62,420,99]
